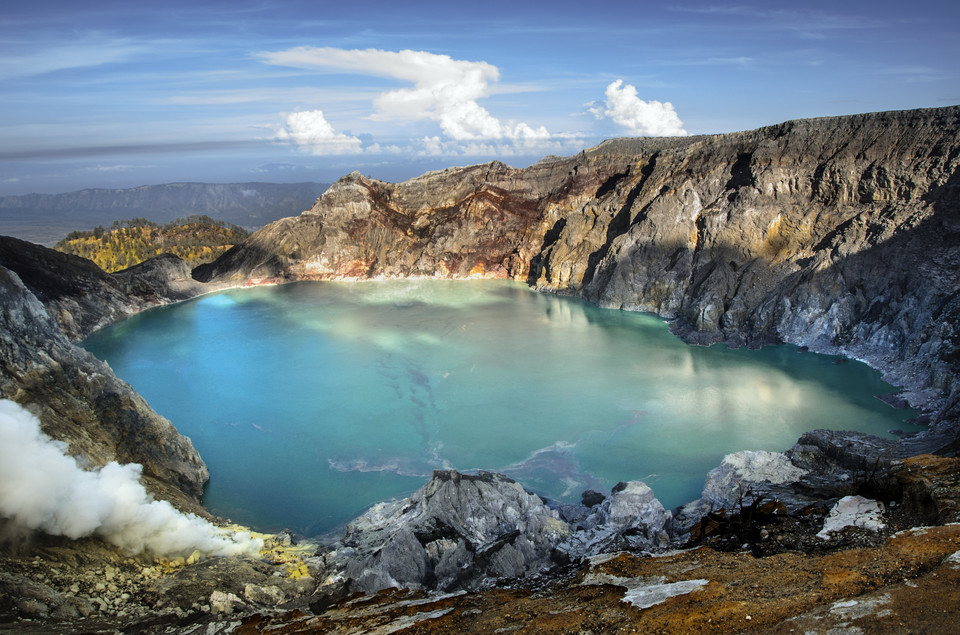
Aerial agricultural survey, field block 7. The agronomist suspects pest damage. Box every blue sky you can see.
[1,0,957,195]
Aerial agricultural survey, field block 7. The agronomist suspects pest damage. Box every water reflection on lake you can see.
[83,280,920,535]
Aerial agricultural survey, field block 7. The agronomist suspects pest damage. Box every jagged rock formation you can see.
[0,237,211,509]
[320,470,569,594]
[314,471,678,596]
[0,236,210,341]
[196,106,960,434]
[559,481,672,556]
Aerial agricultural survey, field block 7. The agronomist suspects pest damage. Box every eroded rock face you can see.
[0,236,209,341]
[674,450,811,534]
[196,107,960,433]
[0,254,210,509]
[322,470,571,593]
[561,481,672,556]
[313,471,685,595]
[895,454,960,524]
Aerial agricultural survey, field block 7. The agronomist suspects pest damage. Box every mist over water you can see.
[83,280,919,536]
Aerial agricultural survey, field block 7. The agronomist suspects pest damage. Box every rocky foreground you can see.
[1,106,959,632]
[1,454,959,633]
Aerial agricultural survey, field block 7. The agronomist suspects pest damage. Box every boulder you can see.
[325,470,571,593]
[816,495,886,540]
[562,481,672,556]
[674,450,810,534]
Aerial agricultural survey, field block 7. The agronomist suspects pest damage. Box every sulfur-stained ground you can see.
[230,522,960,634]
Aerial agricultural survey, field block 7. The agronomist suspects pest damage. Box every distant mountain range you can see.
[0,181,330,245]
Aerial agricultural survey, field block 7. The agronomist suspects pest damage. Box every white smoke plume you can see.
[590,79,688,137]
[0,399,262,558]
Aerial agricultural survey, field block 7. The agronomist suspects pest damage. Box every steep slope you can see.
[197,106,960,429]
[0,237,213,508]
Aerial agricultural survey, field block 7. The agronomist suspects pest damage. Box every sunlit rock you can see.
[674,450,809,534]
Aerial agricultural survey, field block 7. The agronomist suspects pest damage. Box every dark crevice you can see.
[725,152,755,202]
[810,214,862,254]
[582,153,659,287]
[595,170,629,198]
[526,217,567,284]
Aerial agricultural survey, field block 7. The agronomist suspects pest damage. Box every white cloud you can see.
[275,110,363,155]
[260,47,550,142]
[82,164,140,173]
[882,64,948,83]
[590,80,687,137]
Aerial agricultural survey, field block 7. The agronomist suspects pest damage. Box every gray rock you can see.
[562,481,672,556]
[675,450,811,534]
[0,263,209,508]
[243,582,287,606]
[324,470,571,593]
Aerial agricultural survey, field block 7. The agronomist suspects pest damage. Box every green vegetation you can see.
[54,216,248,273]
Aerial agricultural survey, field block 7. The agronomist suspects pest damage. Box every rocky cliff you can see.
[0,237,212,509]
[196,106,960,433]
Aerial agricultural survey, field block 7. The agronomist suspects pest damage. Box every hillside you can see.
[53,216,248,273]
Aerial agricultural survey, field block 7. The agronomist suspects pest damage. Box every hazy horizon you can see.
[3,0,958,196]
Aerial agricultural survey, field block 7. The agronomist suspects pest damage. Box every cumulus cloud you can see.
[590,80,687,137]
[275,110,363,155]
[260,47,550,143]
[0,399,262,558]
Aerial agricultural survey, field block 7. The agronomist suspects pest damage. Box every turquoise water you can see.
[82,280,919,536]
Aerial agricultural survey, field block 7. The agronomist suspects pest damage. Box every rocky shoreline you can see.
[1,105,959,632]
[2,452,958,633]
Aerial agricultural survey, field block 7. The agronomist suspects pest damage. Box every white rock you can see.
[209,590,245,616]
[580,572,709,609]
[701,451,807,509]
[942,550,960,567]
[675,450,808,533]
[817,495,886,539]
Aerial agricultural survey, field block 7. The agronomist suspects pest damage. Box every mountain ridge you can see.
[0,181,330,245]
